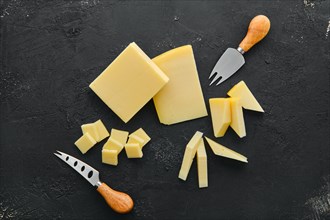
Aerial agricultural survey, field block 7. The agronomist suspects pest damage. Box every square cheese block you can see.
[205,137,248,163]
[103,137,124,153]
[102,149,118,166]
[81,123,99,142]
[75,133,96,154]
[178,131,203,181]
[229,98,246,138]
[124,143,143,158]
[89,42,169,123]
[110,129,129,146]
[127,135,144,148]
[153,45,208,125]
[197,138,208,188]
[94,119,109,142]
[228,81,264,112]
[128,128,150,148]
[209,98,231,138]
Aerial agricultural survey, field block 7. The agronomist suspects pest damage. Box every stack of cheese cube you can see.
[102,128,151,166]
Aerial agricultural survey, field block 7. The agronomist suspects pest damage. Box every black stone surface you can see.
[1,0,329,219]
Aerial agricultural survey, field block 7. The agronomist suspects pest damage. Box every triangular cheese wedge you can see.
[204,137,248,163]
[227,81,264,112]
[229,98,246,138]
[209,98,231,137]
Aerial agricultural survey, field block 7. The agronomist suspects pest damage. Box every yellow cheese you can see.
[227,81,264,112]
[81,123,99,142]
[128,128,150,148]
[178,131,203,181]
[197,138,208,188]
[152,45,208,125]
[103,138,124,153]
[127,134,144,148]
[90,42,169,123]
[205,137,248,163]
[124,143,143,158]
[102,149,118,166]
[229,98,246,138]
[74,133,96,154]
[110,129,129,146]
[94,119,109,142]
[209,98,231,137]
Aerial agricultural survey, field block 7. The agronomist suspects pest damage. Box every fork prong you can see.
[208,71,217,79]
[209,74,222,86]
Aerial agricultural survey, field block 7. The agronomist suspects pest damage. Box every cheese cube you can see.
[124,143,143,158]
[81,123,99,142]
[89,42,169,123]
[178,131,203,181]
[110,129,129,146]
[128,128,150,148]
[102,149,118,166]
[103,138,124,153]
[205,137,248,163]
[229,98,246,138]
[127,135,144,148]
[94,119,109,142]
[75,133,96,154]
[197,139,208,188]
[209,98,231,137]
[153,45,208,125]
[227,81,264,112]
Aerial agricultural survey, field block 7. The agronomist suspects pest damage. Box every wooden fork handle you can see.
[239,15,271,53]
[97,182,134,214]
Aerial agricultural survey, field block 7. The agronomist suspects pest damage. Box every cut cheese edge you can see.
[197,138,208,188]
[153,45,207,125]
[81,123,99,142]
[227,81,264,112]
[204,137,248,163]
[94,119,109,142]
[128,128,150,148]
[74,133,96,154]
[89,42,169,123]
[209,98,231,137]
[103,137,124,153]
[229,98,246,138]
[124,143,143,158]
[110,129,129,146]
[102,149,118,166]
[178,131,203,181]
[127,134,144,148]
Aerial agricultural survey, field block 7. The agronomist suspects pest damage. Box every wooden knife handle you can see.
[97,182,134,214]
[239,15,270,53]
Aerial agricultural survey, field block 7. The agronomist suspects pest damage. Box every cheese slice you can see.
[90,42,169,123]
[205,137,248,163]
[124,143,143,158]
[196,138,208,188]
[75,133,96,154]
[110,129,129,146]
[81,123,99,142]
[102,149,118,166]
[229,98,246,138]
[178,131,203,181]
[128,128,150,148]
[209,98,231,137]
[103,137,124,153]
[94,119,109,142]
[152,45,208,125]
[227,81,264,112]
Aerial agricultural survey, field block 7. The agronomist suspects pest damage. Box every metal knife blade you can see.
[54,150,101,187]
[209,48,245,86]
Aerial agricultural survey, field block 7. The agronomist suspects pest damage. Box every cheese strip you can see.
[209,98,231,137]
[90,42,169,123]
[227,81,264,112]
[153,45,207,125]
[178,131,203,181]
[197,138,208,188]
[124,143,143,158]
[94,119,109,142]
[229,98,246,138]
[81,123,99,142]
[74,133,96,154]
[205,137,248,163]
[102,149,119,166]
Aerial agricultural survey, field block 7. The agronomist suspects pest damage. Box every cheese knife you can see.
[209,15,270,86]
[54,150,134,214]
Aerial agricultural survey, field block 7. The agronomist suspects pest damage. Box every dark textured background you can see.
[1,0,329,219]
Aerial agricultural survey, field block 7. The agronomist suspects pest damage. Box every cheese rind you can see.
[209,98,231,137]
[205,137,248,163]
[103,138,124,153]
[227,81,264,112]
[128,128,150,148]
[75,133,96,154]
[229,98,246,138]
[89,42,169,123]
[81,123,99,142]
[178,131,203,181]
[124,143,143,158]
[197,138,208,188]
[102,149,118,166]
[153,45,208,125]
[110,129,129,146]
[94,119,109,142]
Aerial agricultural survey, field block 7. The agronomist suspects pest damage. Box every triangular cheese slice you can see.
[204,137,248,163]
[229,98,246,138]
[209,98,231,137]
[227,81,264,112]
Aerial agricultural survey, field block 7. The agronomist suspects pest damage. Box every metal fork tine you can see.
[209,73,222,86]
